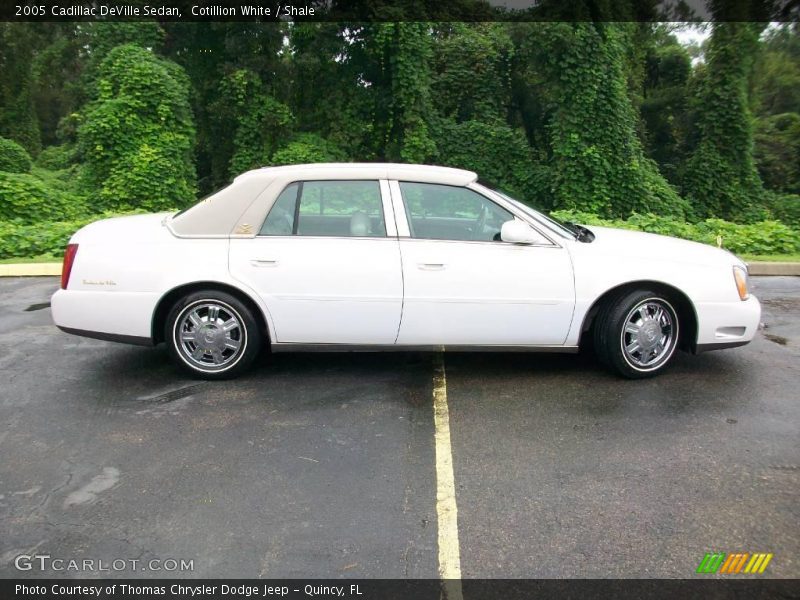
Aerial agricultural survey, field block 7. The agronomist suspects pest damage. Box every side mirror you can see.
[500,219,547,245]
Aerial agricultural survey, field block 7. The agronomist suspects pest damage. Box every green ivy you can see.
[217,69,294,178]
[35,144,75,171]
[551,209,800,255]
[432,118,540,202]
[0,137,33,173]
[77,44,197,211]
[531,23,688,219]
[373,23,437,162]
[270,133,347,165]
[0,211,146,259]
[0,171,85,223]
[682,23,767,221]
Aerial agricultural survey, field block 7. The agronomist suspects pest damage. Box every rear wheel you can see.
[593,290,680,379]
[165,291,262,380]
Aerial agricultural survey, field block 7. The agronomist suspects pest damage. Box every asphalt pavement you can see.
[0,276,797,579]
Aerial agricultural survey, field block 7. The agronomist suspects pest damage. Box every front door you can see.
[229,179,403,344]
[392,182,575,346]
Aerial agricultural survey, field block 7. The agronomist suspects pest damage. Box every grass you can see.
[741,253,800,263]
[0,254,60,264]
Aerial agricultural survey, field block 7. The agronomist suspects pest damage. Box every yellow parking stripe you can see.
[432,353,463,600]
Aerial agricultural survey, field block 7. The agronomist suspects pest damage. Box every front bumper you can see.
[693,295,761,352]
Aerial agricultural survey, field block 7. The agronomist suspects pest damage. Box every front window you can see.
[398,182,513,242]
[483,187,576,240]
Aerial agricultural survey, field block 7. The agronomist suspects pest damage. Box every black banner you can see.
[3,579,800,600]
[2,0,799,22]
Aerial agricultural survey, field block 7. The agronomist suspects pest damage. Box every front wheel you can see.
[593,290,680,379]
[166,291,262,380]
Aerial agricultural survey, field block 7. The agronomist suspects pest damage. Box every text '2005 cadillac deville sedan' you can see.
[51,163,761,379]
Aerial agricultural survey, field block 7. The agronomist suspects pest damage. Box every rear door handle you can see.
[418,263,446,271]
[250,259,279,267]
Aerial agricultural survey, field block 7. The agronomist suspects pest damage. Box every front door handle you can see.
[418,263,446,271]
[251,259,279,267]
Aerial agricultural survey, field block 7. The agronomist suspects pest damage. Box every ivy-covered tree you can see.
[367,23,437,162]
[216,68,293,178]
[270,133,348,165]
[431,23,514,124]
[640,27,693,184]
[0,137,33,173]
[77,44,196,211]
[0,24,42,155]
[288,23,373,161]
[530,23,687,218]
[682,22,767,221]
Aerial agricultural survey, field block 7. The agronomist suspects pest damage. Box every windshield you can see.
[481,186,577,240]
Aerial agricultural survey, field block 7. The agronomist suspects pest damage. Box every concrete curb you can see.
[0,263,62,277]
[0,261,798,277]
[747,262,800,276]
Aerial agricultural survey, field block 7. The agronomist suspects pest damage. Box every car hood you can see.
[70,213,173,244]
[578,225,746,269]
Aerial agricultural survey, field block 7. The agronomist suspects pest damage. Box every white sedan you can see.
[51,163,761,379]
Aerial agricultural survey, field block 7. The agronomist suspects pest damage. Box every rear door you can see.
[229,179,403,344]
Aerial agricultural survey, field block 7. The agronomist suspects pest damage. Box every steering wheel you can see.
[472,205,488,241]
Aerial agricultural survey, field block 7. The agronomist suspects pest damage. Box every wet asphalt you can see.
[0,276,798,579]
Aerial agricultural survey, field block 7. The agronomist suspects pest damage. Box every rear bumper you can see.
[56,325,153,346]
[51,289,158,344]
[694,296,761,350]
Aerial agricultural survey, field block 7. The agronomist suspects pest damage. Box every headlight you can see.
[733,265,750,300]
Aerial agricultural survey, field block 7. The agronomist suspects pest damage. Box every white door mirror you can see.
[500,219,547,245]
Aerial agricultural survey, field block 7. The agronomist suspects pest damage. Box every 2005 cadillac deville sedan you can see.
[51,163,761,379]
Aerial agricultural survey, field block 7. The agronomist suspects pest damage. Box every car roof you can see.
[233,163,478,186]
[169,163,479,237]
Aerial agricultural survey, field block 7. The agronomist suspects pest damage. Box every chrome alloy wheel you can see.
[174,300,247,372]
[619,298,678,371]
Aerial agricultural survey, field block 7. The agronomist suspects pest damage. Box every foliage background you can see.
[0,17,798,258]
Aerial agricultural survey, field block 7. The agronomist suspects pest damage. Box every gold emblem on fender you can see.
[235,223,254,235]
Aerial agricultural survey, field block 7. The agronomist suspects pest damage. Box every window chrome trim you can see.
[395,237,562,249]
[388,180,411,237]
[244,235,401,242]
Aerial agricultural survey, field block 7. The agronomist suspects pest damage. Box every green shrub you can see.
[270,133,347,166]
[35,144,75,170]
[78,44,196,211]
[764,192,800,228]
[0,171,86,223]
[0,137,33,173]
[550,209,800,255]
[433,119,541,207]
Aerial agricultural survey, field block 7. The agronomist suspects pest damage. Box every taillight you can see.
[61,244,78,290]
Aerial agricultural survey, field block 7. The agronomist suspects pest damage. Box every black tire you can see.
[593,289,680,379]
[165,291,262,380]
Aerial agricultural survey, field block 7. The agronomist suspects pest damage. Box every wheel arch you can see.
[151,281,272,346]
[579,280,699,352]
